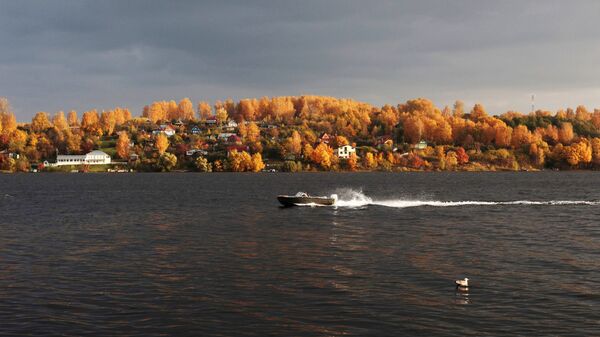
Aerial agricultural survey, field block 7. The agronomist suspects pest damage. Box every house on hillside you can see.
[54,150,111,166]
[336,145,356,159]
[413,140,427,150]
[202,116,217,125]
[318,133,332,144]
[189,125,201,135]
[217,133,237,141]
[152,124,176,137]
[224,120,238,131]
[186,149,209,157]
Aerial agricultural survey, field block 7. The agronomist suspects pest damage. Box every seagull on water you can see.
[455,278,469,288]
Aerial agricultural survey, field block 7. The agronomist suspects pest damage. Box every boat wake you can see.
[332,189,600,209]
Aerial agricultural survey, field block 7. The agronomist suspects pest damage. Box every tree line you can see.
[1,95,600,172]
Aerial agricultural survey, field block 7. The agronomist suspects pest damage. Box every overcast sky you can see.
[1,0,600,121]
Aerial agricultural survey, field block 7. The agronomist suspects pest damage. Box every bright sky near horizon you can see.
[1,0,600,121]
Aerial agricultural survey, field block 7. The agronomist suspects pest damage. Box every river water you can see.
[1,172,599,336]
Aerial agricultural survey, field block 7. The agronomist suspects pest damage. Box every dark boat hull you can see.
[277,196,336,207]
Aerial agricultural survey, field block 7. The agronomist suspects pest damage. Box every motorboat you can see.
[277,192,338,207]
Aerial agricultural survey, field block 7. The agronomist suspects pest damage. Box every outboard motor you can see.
[330,194,338,205]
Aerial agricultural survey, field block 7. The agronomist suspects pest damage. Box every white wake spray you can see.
[332,189,600,208]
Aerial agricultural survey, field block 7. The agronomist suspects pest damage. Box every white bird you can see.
[455,278,469,288]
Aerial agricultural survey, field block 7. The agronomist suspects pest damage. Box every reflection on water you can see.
[1,172,600,336]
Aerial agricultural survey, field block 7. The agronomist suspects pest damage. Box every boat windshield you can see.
[295,192,309,197]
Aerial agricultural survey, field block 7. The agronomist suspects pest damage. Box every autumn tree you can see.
[455,147,469,165]
[31,112,52,132]
[68,110,79,126]
[195,157,212,172]
[445,151,458,169]
[310,143,334,169]
[116,132,131,159]
[347,152,358,171]
[284,130,302,156]
[334,135,349,147]
[66,132,82,153]
[52,111,69,131]
[157,153,177,172]
[251,153,265,172]
[0,99,16,135]
[511,125,532,149]
[100,111,117,135]
[81,110,102,135]
[246,122,261,143]
[453,100,465,118]
[197,101,212,120]
[363,152,377,170]
[237,99,258,121]
[9,129,28,152]
[155,133,169,154]
[403,116,424,144]
[470,104,488,121]
[558,123,574,144]
[302,143,314,159]
[228,150,253,172]
[564,140,592,167]
[592,138,600,166]
[216,106,228,125]
[178,98,195,120]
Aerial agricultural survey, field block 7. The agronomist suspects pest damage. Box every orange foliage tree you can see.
[310,143,334,169]
[116,132,131,159]
[155,133,169,155]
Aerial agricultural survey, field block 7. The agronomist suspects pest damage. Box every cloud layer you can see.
[1,1,600,120]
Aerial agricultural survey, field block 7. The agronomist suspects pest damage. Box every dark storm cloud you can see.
[1,0,600,119]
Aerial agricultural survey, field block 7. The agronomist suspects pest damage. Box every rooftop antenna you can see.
[531,94,535,114]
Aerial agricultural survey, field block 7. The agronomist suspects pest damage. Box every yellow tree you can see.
[116,132,131,159]
[8,129,28,152]
[178,98,195,120]
[66,132,82,153]
[591,138,600,166]
[302,143,314,159]
[334,135,349,147]
[347,152,358,171]
[362,152,377,170]
[558,123,574,144]
[31,112,52,132]
[216,107,228,125]
[310,143,334,169]
[246,122,261,143]
[52,111,69,131]
[68,110,79,126]
[251,153,265,172]
[403,116,424,144]
[446,151,458,168]
[100,111,117,135]
[81,110,102,135]
[155,133,169,154]
[511,125,532,149]
[470,103,488,121]
[148,102,167,123]
[452,100,464,118]
[564,140,592,167]
[237,99,257,121]
[197,101,212,120]
[285,130,302,155]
